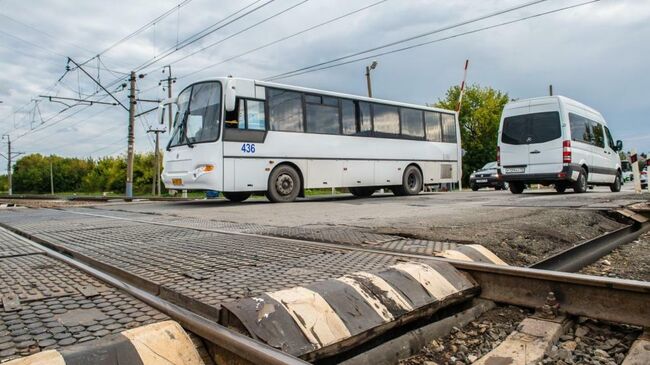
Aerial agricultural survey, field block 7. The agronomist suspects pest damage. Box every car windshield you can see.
[502,111,561,145]
[482,162,497,170]
[168,81,222,148]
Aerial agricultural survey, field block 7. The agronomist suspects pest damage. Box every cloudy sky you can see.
[0,0,648,172]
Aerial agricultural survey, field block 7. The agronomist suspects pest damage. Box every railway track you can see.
[531,209,649,272]
[0,207,648,364]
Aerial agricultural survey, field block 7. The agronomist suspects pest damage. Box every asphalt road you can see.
[94,185,645,229]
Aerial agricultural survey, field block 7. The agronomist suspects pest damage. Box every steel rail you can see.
[23,209,650,327]
[449,258,650,327]
[530,221,650,272]
[2,227,309,365]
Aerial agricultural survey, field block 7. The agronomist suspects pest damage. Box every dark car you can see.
[469,162,508,191]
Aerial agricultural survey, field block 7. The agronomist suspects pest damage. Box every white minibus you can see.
[498,96,623,194]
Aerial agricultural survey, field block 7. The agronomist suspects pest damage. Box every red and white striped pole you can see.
[456,59,469,114]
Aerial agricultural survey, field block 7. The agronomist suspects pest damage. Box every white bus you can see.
[159,77,461,202]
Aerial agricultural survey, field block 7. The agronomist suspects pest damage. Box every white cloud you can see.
[0,0,648,171]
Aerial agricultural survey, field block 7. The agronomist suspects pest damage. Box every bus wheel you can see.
[349,187,375,198]
[222,192,251,202]
[394,165,422,196]
[266,165,301,202]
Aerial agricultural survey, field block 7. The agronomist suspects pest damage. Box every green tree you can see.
[13,152,165,195]
[13,154,94,193]
[0,175,7,192]
[435,84,510,186]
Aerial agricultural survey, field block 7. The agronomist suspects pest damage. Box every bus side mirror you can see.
[151,97,176,133]
[225,80,236,112]
[615,140,623,151]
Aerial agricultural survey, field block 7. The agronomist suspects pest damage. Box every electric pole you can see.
[152,65,176,196]
[549,84,553,96]
[126,71,136,200]
[50,162,54,195]
[365,61,378,98]
[1,135,24,195]
[6,136,11,195]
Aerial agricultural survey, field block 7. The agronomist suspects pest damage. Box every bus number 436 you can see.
[241,143,256,153]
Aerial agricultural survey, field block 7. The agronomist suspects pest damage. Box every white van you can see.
[497,96,623,194]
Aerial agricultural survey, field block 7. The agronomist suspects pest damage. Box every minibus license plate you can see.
[172,178,183,186]
[476,179,488,183]
[504,167,525,173]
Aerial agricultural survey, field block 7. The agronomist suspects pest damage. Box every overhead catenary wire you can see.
[266,0,601,81]
[0,13,95,55]
[8,0,280,143]
[176,0,390,80]
[133,0,275,72]
[158,0,311,72]
[1,0,197,137]
[0,29,68,59]
[264,0,552,81]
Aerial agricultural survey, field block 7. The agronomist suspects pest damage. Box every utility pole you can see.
[365,61,378,97]
[1,135,24,195]
[6,136,11,195]
[152,65,176,196]
[126,71,136,200]
[50,162,54,195]
[549,84,553,96]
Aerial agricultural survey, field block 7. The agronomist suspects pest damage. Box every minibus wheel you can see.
[509,182,525,194]
[610,173,621,193]
[266,165,301,202]
[573,168,588,193]
[222,192,252,202]
[554,184,567,193]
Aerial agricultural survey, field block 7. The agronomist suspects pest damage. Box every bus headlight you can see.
[192,164,215,178]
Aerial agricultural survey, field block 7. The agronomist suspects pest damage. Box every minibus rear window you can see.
[502,111,561,145]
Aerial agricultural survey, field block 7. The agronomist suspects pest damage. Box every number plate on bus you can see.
[172,178,183,186]
[504,167,525,174]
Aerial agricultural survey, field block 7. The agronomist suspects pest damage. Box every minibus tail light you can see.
[562,140,572,163]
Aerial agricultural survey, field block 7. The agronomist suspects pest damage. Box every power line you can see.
[88,0,196,61]
[0,13,95,55]
[0,29,67,58]
[265,0,551,81]
[267,0,601,81]
[133,0,275,72]
[161,0,311,71]
[177,0,390,80]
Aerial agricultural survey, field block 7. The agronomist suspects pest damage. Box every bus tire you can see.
[222,192,251,202]
[349,187,375,198]
[266,165,301,202]
[554,184,567,193]
[394,165,423,196]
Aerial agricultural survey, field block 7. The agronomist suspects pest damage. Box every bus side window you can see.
[441,113,457,143]
[357,101,372,135]
[246,100,266,130]
[425,112,442,142]
[341,99,356,135]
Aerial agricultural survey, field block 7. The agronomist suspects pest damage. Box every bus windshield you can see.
[168,81,222,147]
